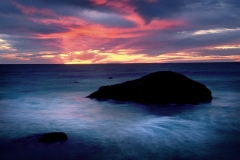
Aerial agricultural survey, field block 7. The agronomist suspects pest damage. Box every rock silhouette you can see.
[87,71,212,104]
[38,132,68,143]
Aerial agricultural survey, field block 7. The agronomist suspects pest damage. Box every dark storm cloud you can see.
[129,0,221,22]
[12,37,62,52]
[130,0,240,27]
[119,29,240,56]
[130,0,188,22]
[0,15,68,35]
[181,1,240,31]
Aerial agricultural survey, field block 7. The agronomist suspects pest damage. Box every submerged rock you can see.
[38,132,68,143]
[87,71,212,104]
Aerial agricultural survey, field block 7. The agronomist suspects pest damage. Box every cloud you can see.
[192,28,240,35]
[79,10,136,28]
[0,0,240,63]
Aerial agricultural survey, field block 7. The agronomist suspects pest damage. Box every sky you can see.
[0,0,240,64]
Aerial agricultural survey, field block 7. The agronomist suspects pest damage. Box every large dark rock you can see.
[87,71,212,104]
[38,132,68,143]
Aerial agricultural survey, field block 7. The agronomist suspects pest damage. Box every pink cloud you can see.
[90,0,107,5]
[11,0,237,64]
[10,0,55,16]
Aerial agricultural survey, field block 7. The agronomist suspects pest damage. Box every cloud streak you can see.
[0,0,240,63]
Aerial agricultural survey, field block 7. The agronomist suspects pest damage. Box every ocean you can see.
[0,63,240,160]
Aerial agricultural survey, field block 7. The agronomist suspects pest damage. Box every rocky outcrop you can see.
[87,71,212,104]
[38,132,68,143]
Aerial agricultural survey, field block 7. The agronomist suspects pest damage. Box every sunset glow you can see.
[1,0,240,64]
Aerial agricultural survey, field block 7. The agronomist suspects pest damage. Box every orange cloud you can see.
[12,0,239,64]
[63,50,240,64]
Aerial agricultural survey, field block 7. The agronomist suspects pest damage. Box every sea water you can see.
[0,63,240,159]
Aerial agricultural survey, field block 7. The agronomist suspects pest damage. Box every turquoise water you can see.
[0,63,240,159]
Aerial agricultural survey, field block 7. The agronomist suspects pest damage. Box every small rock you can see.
[38,132,68,143]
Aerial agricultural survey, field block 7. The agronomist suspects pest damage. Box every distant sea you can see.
[0,63,240,160]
